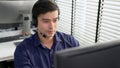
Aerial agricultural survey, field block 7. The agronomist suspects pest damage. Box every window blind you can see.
[55,0,72,34]
[97,0,120,43]
[73,0,99,47]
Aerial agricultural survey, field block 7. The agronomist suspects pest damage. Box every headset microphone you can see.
[42,33,47,38]
[37,29,47,38]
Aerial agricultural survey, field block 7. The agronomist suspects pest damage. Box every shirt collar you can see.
[34,31,62,47]
[54,31,62,42]
[34,32,41,47]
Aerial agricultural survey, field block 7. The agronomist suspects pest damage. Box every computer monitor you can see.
[54,40,120,68]
[0,1,36,29]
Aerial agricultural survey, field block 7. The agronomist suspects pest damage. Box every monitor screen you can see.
[54,40,120,68]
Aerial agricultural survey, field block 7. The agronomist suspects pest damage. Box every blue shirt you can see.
[14,31,79,68]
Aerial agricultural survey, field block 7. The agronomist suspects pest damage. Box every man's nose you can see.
[49,21,54,29]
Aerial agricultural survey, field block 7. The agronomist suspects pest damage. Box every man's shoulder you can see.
[56,31,79,47]
[56,31,77,42]
[17,34,36,47]
[56,31,72,38]
[14,34,37,55]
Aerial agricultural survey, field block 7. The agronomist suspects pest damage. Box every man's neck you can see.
[38,33,54,49]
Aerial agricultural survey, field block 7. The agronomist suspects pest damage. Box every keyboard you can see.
[0,35,22,43]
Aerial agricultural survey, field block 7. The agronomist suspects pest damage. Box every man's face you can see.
[37,10,59,37]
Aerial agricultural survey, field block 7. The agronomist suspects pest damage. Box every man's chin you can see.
[47,33,55,37]
[48,34,55,37]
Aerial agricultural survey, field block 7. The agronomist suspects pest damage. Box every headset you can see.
[32,17,47,38]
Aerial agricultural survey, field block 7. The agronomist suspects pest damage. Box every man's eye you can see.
[43,20,49,23]
[53,19,58,22]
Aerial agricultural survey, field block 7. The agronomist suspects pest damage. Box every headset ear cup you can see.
[33,19,37,27]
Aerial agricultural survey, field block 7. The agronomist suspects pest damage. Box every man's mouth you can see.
[48,30,54,34]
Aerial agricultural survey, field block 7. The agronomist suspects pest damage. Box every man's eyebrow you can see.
[53,17,59,20]
[42,19,50,20]
[42,17,59,20]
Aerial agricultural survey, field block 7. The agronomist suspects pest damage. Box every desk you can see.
[0,39,23,62]
[0,29,35,62]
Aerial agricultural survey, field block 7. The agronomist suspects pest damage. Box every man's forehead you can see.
[38,15,58,20]
[38,10,58,16]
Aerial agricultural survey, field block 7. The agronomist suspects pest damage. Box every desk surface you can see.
[0,29,35,62]
[0,39,23,62]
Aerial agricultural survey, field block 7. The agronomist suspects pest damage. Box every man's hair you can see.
[32,0,60,27]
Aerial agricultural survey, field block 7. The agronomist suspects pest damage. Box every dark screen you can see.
[54,40,120,68]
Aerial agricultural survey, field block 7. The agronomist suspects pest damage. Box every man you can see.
[14,0,79,68]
